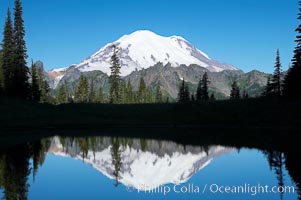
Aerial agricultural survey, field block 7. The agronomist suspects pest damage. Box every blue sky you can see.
[0,0,298,72]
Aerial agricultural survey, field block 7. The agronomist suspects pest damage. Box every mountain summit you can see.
[74,30,237,76]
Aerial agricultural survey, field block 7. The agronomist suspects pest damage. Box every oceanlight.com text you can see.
[126,183,296,196]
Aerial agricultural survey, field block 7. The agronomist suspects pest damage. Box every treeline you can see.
[0,0,50,103]
[56,75,165,104]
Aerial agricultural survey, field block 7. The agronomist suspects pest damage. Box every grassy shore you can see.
[0,96,301,152]
[1,96,301,131]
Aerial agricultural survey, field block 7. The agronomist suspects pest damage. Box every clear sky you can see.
[0,0,299,72]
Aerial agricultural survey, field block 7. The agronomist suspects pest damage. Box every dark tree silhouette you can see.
[272,49,282,97]
[2,9,15,95]
[178,79,190,103]
[30,62,40,102]
[201,72,210,101]
[109,45,121,103]
[13,0,29,98]
[283,1,301,98]
[230,80,240,100]
[110,138,123,187]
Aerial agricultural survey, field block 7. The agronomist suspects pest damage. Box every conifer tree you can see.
[283,1,301,98]
[56,83,68,104]
[126,79,134,103]
[201,72,210,101]
[137,77,147,103]
[75,75,88,103]
[271,49,282,97]
[196,78,202,101]
[263,76,273,97]
[109,45,121,103]
[155,82,163,103]
[230,80,240,100]
[88,80,96,103]
[97,86,105,103]
[30,62,40,102]
[2,9,15,95]
[36,66,50,103]
[178,79,190,103]
[13,0,29,98]
[0,47,4,93]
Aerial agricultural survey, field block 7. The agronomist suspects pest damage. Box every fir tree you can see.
[88,80,96,103]
[283,1,301,98]
[57,83,68,104]
[137,77,147,103]
[230,80,240,100]
[155,82,163,103]
[200,72,210,101]
[271,49,282,97]
[13,0,29,98]
[109,45,121,103]
[177,79,190,103]
[97,86,105,103]
[75,75,89,103]
[0,47,4,93]
[30,62,40,102]
[2,9,15,95]
[196,78,202,101]
[126,79,134,103]
[119,80,127,104]
[263,76,273,97]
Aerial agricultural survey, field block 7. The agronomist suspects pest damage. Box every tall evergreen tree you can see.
[88,80,97,103]
[201,72,210,101]
[97,86,105,103]
[0,47,4,93]
[196,77,203,101]
[137,77,147,103]
[283,1,301,98]
[263,76,273,97]
[33,61,50,103]
[56,83,68,104]
[230,80,240,100]
[177,79,190,103]
[30,62,40,102]
[2,9,15,95]
[155,82,163,103]
[75,75,89,103]
[271,49,282,97]
[126,79,134,103]
[13,0,29,98]
[109,45,121,103]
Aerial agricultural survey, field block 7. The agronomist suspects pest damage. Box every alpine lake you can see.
[0,128,300,200]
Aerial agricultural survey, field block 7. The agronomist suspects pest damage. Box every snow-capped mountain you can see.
[70,30,237,76]
[48,137,234,190]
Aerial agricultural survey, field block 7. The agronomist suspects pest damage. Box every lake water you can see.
[0,135,299,200]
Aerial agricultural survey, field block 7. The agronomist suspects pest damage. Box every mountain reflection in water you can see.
[0,135,300,200]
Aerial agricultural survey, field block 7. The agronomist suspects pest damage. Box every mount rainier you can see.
[50,30,237,78]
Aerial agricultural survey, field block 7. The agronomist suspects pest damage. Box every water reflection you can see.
[0,136,300,200]
[0,139,51,200]
[48,136,234,190]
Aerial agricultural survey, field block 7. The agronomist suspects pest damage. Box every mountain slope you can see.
[74,30,237,76]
